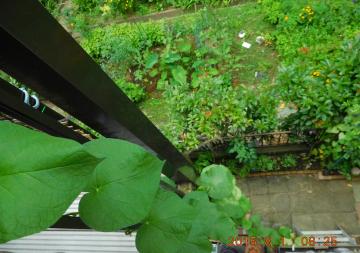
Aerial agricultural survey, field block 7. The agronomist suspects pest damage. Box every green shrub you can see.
[254,155,277,172]
[165,79,280,150]
[115,79,146,103]
[280,154,297,168]
[323,103,360,177]
[72,0,136,15]
[39,0,60,13]
[81,21,166,65]
[173,0,233,9]
[261,0,360,176]
[228,139,257,164]
[193,151,213,174]
[73,0,99,13]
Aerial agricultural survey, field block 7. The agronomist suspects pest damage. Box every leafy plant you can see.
[79,138,164,231]
[72,0,101,12]
[323,103,360,177]
[252,155,277,172]
[228,139,257,164]
[39,0,60,13]
[261,0,360,176]
[0,121,100,242]
[0,121,292,251]
[115,79,146,103]
[194,151,213,174]
[280,154,297,168]
[78,3,281,153]
[81,21,166,65]
[173,0,233,9]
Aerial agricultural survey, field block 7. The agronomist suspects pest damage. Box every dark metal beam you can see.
[0,78,90,143]
[0,0,192,178]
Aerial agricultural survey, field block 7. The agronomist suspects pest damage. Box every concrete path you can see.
[237,174,360,235]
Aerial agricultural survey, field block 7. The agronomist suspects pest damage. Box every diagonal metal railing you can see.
[0,0,195,229]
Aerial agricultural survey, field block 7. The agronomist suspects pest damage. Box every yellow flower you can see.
[100,4,111,14]
[284,15,289,21]
[265,40,272,46]
[312,71,321,77]
[279,102,286,109]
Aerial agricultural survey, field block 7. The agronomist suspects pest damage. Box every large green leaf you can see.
[0,121,99,243]
[145,52,159,69]
[215,188,251,220]
[176,39,192,53]
[171,65,188,85]
[183,191,237,244]
[197,165,235,199]
[79,138,164,231]
[136,189,197,253]
[176,234,211,253]
[164,52,181,64]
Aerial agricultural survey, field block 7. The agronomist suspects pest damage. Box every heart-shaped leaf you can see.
[164,52,181,64]
[145,52,159,69]
[79,138,164,231]
[0,121,99,243]
[215,187,250,220]
[171,65,188,85]
[183,191,237,243]
[136,189,197,253]
[197,165,235,199]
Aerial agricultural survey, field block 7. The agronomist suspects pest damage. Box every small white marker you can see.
[238,31,246,38]
[242,42,251,49]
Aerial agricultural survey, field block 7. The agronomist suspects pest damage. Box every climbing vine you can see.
[0,121,291,252]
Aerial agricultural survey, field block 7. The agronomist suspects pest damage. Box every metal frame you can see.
[0,78,90,143]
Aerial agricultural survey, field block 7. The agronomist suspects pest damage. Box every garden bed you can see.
[185,131,320,176]
[42,0,360,178]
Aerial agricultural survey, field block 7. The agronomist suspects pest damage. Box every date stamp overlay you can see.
[226,235,338,252]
